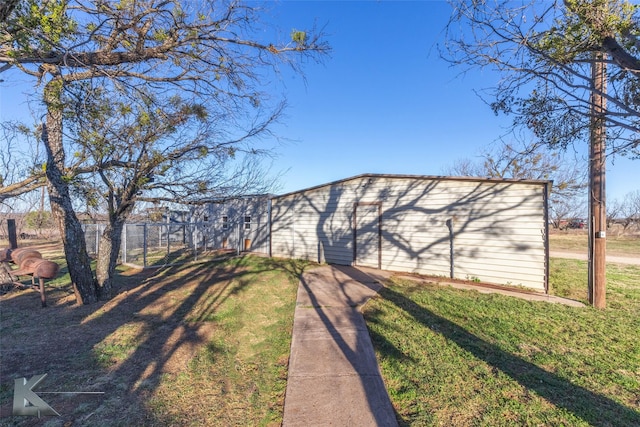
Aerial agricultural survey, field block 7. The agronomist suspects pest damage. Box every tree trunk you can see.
[43,82,98,304]
[95,220,126,300]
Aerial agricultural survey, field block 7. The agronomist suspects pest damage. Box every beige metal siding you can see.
[270,185,354,264]
[355,203,381,268]
[206,196,270,253]
[270,175,548,291]
[270,197,296,258]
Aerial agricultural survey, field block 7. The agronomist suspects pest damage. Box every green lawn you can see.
[364,260,640,426]
[3,239,638,426]
[143,256,309,426]
[550,231,640,256]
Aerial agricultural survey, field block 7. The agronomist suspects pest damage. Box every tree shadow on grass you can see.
[371,286,640,427]
[0,255,295,426]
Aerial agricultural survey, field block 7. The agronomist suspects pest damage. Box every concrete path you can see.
[282,265,398,427]
[282,262,588,425]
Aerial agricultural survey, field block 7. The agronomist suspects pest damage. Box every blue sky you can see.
[1,0,637,202]
[260,0,638,200]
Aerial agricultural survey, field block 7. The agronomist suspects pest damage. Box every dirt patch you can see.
[0,257,243,426]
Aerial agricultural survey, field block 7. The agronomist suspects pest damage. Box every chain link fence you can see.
[83,222,239,268]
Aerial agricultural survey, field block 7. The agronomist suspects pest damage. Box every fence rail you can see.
[83,222,242,268]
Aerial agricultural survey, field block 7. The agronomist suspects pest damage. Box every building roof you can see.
[272,173,552,200]
[198,194,274,204]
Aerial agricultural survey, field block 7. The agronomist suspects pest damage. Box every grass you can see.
[0,254,312,426]
[363,260,640,426]
[2,235,638,425]
[144,257,308,426]
[550,230,640,256]
[124,246,235,267]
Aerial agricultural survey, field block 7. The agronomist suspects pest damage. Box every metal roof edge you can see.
[271,173,552,200]
[198,193,274,204]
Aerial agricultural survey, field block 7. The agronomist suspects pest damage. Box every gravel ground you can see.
[550,251,640,265]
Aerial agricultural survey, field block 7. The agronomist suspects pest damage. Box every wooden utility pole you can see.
[588,51,607,309]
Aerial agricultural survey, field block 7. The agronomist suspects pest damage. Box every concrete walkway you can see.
[282,265,398,427]
[282,263,588,426]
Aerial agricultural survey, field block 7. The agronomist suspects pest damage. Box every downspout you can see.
[446,218,454,279]
[268,198,272,258]
[544,181,551,294]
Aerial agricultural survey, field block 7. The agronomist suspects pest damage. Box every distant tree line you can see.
[608,190,640,233]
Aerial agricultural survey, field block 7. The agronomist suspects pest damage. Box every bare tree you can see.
[444,0,640,155]
[444,0,640,308]
[1,1,328,303]
[444,139,588,229]
[0,121,46,204]
[550,197,586,230]
[607,197,624,229]
[62,85,280,297]
[0,0,18,27]
[619,189,640,232]
[443,157,485,177]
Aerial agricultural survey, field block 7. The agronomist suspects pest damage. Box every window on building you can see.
[244,215,251,230]
[203,215,209,222]
[222,215,228,229]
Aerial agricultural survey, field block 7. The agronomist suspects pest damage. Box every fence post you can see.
[166,224,171,260]
[192,224,198,262]
[202,224,207,252]
[143,223,148,267]
[122,224,127,264]
[236,223,240,256]
[7,219,17,249]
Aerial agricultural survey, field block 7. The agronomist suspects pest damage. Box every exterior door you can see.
[354,203,381,268]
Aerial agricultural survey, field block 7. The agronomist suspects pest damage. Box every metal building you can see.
[269,174,550,292]
[204,194,272,253]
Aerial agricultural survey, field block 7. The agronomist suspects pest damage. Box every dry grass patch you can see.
[550,230,640,257]
[1,255,311,426]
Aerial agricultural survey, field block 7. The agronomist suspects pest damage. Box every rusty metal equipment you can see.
[5,247,59,308]
[0,248,10,262]
[10,248,42,265]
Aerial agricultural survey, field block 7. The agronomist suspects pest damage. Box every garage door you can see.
[354,203,381,268]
